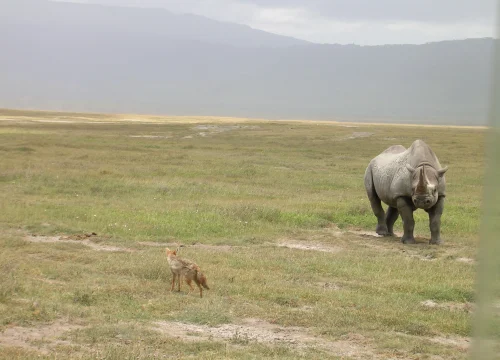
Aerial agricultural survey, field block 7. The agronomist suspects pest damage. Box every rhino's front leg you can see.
[397,197,416,244]
[427,196,445,245]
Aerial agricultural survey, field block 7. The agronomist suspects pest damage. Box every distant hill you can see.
[0,0,493,125]
[1,0,309,48]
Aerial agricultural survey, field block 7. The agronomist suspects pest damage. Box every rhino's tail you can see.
[364,164,376,198]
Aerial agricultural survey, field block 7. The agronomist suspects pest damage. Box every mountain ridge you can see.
[0,0,493,125]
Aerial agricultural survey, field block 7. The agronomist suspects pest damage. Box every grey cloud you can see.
[57,1,496,24]
[237,0,496,23]
[54,0,496,45]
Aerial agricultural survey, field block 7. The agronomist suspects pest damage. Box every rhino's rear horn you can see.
[416,166,428,194]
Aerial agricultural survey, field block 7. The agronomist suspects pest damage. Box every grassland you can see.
[0,109,486,359]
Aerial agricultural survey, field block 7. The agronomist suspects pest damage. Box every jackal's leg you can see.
[170,274,176,292]
[192,276,203,298]
[186,278,195,293]
[197,283,203,298]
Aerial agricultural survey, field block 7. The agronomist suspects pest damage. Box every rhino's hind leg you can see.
[385,207,399,236]
[397,197,416,244]
[370,196,390,236]
[365,166,390,236]
[427,196,445,245]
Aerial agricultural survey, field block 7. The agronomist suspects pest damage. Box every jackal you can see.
[165,247,209,298]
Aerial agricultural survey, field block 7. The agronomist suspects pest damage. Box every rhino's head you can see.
[406,164,447,210]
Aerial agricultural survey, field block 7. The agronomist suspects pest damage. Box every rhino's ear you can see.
[405,164,416,174]
[437,166,448,177]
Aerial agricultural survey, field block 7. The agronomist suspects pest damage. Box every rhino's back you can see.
[372,144,409,171]
[381,145,406,155]
[369,145,413,206]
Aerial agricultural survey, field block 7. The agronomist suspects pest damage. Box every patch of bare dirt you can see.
[346,230,443,260]
[456,257,475,264]
[153,318,383,358]
[26,234,134,253]
[429,336,470,350]
[407,253,437,261]
[349,230,384,238]
[137,241,179,248]
[290,305,315,312]
[390,331,470,354]
[277,241,342,254]
[191,243,236,252]
[316,282,342,291]
[63,232,98,240]
[276,228,455,268]
[137,242,236,252]
[348,230,404,238]
[0,320,84,354]
[32,277,66,286]
[129,135,170,139]
[347,132,374,139]
[193,124,260,137]
[420,300,474,313]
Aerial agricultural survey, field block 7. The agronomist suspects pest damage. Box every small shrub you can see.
[73,290,95,306]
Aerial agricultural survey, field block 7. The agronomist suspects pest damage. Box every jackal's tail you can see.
[196,271,210,290]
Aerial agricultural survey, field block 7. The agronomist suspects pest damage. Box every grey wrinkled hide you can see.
[364,140,448,244]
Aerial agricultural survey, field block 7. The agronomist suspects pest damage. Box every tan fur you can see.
[165,248,209,298]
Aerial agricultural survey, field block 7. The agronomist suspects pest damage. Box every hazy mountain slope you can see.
[2,0,309,48]
[0,1,493,125]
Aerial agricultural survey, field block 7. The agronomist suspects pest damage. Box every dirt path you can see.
[137,241,236,252]
[0,320,83,354]
[26,234,134,252]
[25,229,475,267]
[277,241,342,253]
[153,318,384,359]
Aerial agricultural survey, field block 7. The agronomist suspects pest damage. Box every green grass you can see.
[0,110,484,359]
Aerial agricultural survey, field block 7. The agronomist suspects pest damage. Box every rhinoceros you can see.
[364,140,448,244]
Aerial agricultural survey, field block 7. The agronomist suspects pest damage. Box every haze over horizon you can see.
[0,0,494,125]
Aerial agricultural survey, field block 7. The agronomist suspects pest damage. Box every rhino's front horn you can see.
[437,166,448,177]
[416,166,427,194]
[405,164,416,174]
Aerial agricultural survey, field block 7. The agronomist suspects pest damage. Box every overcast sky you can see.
[60,0,497,45]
